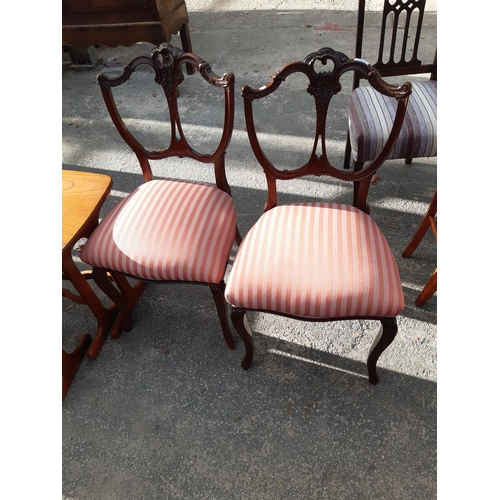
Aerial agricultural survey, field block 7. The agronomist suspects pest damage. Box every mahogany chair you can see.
[344,0,437,171]
[402,190,437,306]
[80,44,240,351]
[225,48,412,384]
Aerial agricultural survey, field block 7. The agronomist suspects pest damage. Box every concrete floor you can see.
[61,3,438,499]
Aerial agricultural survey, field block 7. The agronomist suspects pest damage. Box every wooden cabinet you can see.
[62,0,192,65]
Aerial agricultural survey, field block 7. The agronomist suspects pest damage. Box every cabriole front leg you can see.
[230,308,254,370]
[367,317,398,384]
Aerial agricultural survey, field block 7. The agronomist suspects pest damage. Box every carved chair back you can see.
[97,43,235,195]
[242,48,411,214]
[353,0,436,89]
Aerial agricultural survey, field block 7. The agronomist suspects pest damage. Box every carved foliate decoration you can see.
[241,46,412,189]
[307,71,341,112]
[367,71,411,98]
[97,66,134,88]
[304,48,349,112]
[303,47,350,69]
[150,44,185,100]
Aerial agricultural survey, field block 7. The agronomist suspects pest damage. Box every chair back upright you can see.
[97,43,236,194]
[242,48,412,214]
[353,0,436,90]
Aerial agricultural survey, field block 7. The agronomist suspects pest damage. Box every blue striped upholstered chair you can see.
[224,48,412,384]
[80,44,240,351]
[345,0,437,173]
[349,80,436,169]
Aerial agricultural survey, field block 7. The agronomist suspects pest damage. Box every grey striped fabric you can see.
[349,80,437,163]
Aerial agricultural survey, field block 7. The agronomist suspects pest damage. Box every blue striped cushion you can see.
[349,80,437,163]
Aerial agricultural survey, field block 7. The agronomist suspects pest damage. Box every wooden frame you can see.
[354,0,436,83]
[62,0,194,71]
[86,43,240,348]
[229,48,411,384]
[242,48,411,214]
[344,0,437,169]
[62,170,124,400]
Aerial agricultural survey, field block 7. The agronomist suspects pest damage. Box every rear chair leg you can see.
[352,160,372,214]
[108,273,146,338]
[343,134,352,170]
[92,268,133,333]
[209,282,235,350]
[180,24,195,75]
[402,191,437,258]
[415,269,437,307]
[367,317,398,384]
[231,309,254,370]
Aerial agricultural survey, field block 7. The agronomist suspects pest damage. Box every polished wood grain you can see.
[63,170,113,252]
[62,169,118,400]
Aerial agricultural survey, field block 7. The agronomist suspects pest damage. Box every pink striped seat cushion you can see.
[81,179,236,284]
[225,203,404,319]
[349,80,437,163]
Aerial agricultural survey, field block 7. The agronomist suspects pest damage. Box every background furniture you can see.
[224,48,412,384]
[344,0,437,170]
[402,191,437,306]
[62,169,118,400]
[62,0,193,71]
[80,44,240,354]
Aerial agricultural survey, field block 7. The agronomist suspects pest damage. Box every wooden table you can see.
[62,169,119,400]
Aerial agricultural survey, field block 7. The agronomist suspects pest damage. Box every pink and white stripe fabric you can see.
[81,179,236,284]
[225,203,404,319]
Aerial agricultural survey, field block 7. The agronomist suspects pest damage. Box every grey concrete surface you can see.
[62,3,437,499]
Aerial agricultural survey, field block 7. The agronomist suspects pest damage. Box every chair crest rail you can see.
[96,43,235,173]
[242,48,412,194]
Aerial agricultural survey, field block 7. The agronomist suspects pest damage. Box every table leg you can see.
[62,335,92,400]
[62,251,119,360]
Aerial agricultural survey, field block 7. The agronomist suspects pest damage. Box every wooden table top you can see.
[62,169,113,253]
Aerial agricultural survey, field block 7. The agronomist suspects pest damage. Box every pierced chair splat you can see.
[344,0,437,171]
[80,44,240,351]
[225,48,412,384]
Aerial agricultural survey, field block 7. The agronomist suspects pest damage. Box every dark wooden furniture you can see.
[62,0,193,70]
[353,0,436,84]
[224,48,412,384]
[62,169,118,400]
[344,0,437,170]
[402,191,437,306]
[79,44,240,355]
